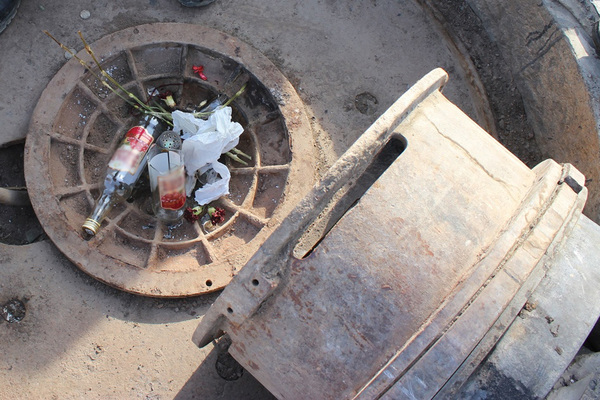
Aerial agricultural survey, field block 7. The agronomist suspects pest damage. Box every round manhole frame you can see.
[24,23,316,297]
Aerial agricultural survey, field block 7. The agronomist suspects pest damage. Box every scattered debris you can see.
[1,299,26,323]
[216,351,244,381]
[214,335,244,381]
[523,301,537,312]
[519,301,537,317]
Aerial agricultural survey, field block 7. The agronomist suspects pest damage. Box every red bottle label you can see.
[158,165,186,210]
[108,126,154,174]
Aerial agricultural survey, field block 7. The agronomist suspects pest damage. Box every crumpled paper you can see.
[172,107,244,205]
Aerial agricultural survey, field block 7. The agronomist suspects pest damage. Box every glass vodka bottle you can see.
[82,114,161,236]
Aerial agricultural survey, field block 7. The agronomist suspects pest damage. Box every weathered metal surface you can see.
[192,68,589,399]
[457,215,600,399]
[23,23,316,297]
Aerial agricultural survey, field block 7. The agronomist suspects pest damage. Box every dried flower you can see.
[158,90,176,108]
[164,95,176,108]
[184,205,204,223]
[192,65,208,81]
[208,206,225,224]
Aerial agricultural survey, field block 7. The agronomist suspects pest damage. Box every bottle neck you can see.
[82,190,117,236]
[146,116,161,139]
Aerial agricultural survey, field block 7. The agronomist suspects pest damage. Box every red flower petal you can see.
[210,207,225,224]
[184,207,200,223]
[192,65,208,81]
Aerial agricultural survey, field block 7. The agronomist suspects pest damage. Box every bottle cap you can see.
[82,218,100,236]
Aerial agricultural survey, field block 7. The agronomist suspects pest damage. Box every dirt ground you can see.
[418,0,543,167]
[0,0,554,399]
[0,143,44,245]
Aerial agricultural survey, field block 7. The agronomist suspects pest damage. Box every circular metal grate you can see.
[24,24,316,297]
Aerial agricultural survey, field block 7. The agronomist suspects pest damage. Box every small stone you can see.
[25,228,42,243]
[80,10,91,19]
[523,301,536,312]
[64,49,76,60]
[1,299,26,323]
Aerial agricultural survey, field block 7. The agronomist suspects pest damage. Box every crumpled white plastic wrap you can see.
[192,162,231,205]
[172,107,244,205]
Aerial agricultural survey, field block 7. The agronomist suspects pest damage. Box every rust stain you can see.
[290,260,305,277]
[257,321,273,339]
[341,320,373,349]
[413,230,434,257]
[355,328,371,347]
[390,216,405,234]
[286,287,305,310]
[235,341,246,354]
[247,360,260,371]
[233,342,246,356]
[245,323,259,336]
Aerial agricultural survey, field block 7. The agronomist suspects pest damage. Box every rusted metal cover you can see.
[192,69,588,398]
[24,23,316,297]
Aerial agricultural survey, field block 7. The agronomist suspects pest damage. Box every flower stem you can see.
[45,31,245,127]
[225,151,249,166]
[77,31,173,124]
[100,81,141,111]
[223,83,247,107]
[231,147,252,160]
[44,30,102,82]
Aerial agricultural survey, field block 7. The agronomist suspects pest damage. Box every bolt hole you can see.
[227,307,233,314]
[206,280,213,287]
[251,279,259,286]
